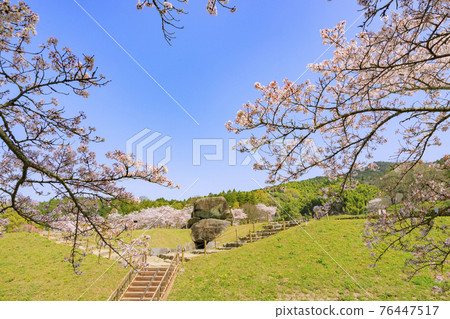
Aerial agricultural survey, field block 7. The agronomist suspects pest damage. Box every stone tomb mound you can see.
[190,218,231,249]
[187,197,233,249]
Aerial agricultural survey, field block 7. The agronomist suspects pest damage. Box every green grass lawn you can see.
[121,224,263,248]
[216,222,265,245]
[0,232,127,301]
[2,220,448,301]
[0,228,194,300]
[169,219,449,301]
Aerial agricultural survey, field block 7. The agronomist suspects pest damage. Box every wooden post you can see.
[249,229,252,243]
[253,222,255,233]
[235,229,238,242]
[47,228,51,239]
[204,240,207,256]
[182,248,185,264]
[231,219,233,226]
[166,224,169,229]
[108,245,112,260]
[267,213,270,224]
[283,218,286,231]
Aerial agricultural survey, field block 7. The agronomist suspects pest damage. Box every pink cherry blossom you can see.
[226,0,450,292]
[0,0,176,272]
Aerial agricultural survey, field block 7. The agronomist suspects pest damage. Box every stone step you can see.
[138,271,165,276]
[240,235,263,241]
[120,297,151,301]
[143,267,167,272]
[122,290,157,298]
[130,281,160,288]
[216,247,234,251]
[257,230,281,236]
[190,249,220,255]
[135,275,164,281]
[126,286,159,292]
[224,242,244,248]
[263,225,283,230]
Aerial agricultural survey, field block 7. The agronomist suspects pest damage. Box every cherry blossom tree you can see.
[227,0,449,291]
[256,203,278,220]
[0,0,176,271]
[231,208,247,221]
[136,0,236,43]
[125,205,191,229]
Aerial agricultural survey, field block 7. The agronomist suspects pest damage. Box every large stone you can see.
[192,197,233,221]
[190,218,231,248]
[187,217,201,229]
[150,247,171,256]
[183,242,196,252]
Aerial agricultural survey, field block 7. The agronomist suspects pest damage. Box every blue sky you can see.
[24,1,448,200]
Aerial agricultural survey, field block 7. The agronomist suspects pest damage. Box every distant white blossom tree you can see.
[231,208,247,221]
[125,206,191,229]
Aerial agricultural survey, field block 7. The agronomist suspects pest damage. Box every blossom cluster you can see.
[226,0,449,293]
[231,208,246,220]
[227,0,449,185]
[124,206,192,229]
[0,0,176,271]
[255,203,277,218]
[136,0,235,42]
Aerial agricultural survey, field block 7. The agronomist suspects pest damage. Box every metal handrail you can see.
[107,254,144,301]
[160,254,180,301]
[139,267,160,301]
[150,252,179,301]
[108,252,180,301]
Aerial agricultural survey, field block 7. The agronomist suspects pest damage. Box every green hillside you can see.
[168,219,449,301]
[354,161,393,184]
[0,232,127,301]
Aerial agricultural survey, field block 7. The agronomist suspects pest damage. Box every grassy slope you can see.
[0,232,127,301]
[216,223,265,245]
[169,219,449,301]
[0,228,193,300]
[122,224,262,248]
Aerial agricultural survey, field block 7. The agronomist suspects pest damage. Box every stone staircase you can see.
[109,253,180,301]
[221,219,303,249]
[119,266,168,301]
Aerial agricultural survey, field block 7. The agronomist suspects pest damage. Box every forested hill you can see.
[353,161,393,184]
[30,159,446,220]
